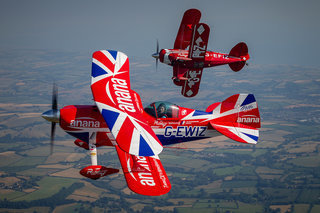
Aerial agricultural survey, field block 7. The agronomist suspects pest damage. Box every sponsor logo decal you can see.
[86,167,107,177]
[70,118,100,128]
[237,115,260,123]
[134,156,155,186]
[111,78,136,112]
[154,120,166,127]
[240,103,255,112]
[153,159,169,188]
[181,109,187,116]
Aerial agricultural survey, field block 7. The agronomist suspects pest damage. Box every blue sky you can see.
[0,0,319,66]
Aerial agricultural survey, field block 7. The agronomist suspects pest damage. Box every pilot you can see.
[157,103,167,118]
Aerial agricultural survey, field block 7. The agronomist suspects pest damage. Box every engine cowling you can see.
[59,105,113,147]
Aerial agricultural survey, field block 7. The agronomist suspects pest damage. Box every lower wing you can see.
[181,69,204,97]
[115,145,171,196]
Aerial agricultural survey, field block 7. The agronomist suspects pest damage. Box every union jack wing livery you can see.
[91,50,163,157]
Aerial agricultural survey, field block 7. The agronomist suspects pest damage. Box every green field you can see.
[54,203,82,213]
[311,205,320,213]
[10,156,47,167]
[13,177,77,201]
[193,200,237,209]
[0,190,26,201]
[222,180,257,189]
[213,166,242,176]
[17,167,57,176]
[288,155,320,167]
[263,188,300,203]
[233,187,257,194]
[176,201,263,213]
[296,189,320,203]
[1,51,320,212]
[251,149,268,157]
[236,202,264,213]
[0,152,23,167]
[0,207,50,213]
[293,204,310,213]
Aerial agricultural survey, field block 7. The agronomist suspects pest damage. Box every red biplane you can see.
[152,9,250,97]
[42,50,260,196]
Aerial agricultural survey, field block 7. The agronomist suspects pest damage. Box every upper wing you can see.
[188,23,210,60]
[174,9,201,50]
[181,69,204,97]
[115,145,171,196]
[90,50,163,156]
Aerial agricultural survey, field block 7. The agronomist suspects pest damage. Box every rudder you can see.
[229,42,249,72]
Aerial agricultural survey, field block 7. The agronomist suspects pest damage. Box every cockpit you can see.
[144,101,180,119]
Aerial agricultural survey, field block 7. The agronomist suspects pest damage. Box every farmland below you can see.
[0,50,320,212]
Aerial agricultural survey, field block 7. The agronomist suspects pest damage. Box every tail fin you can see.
[208,94,260,144]
[229,42,249,72]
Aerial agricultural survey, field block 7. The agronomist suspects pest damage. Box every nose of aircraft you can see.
[152,53,159,59]
[41,109,60,123]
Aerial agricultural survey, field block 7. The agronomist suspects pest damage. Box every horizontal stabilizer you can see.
[210,122,259,144]
[229,61,246,72]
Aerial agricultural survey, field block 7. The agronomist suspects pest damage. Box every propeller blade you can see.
[156,39,159,54]
[50,83,58,154]
[156,58,158,71]
[52,83,58,110]
[50,122,56,154]
[154,39,160,71]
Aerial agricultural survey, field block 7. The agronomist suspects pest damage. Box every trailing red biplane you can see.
[152,9,250,97]
[42,50,260,196]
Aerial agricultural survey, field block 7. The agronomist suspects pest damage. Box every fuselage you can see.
[59,103,220,147]
[159,49,249,69]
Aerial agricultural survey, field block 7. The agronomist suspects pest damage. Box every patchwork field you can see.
[1,51,320,212]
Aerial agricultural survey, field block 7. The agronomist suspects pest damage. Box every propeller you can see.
[152,40,160,71]
[41,83,60,154]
